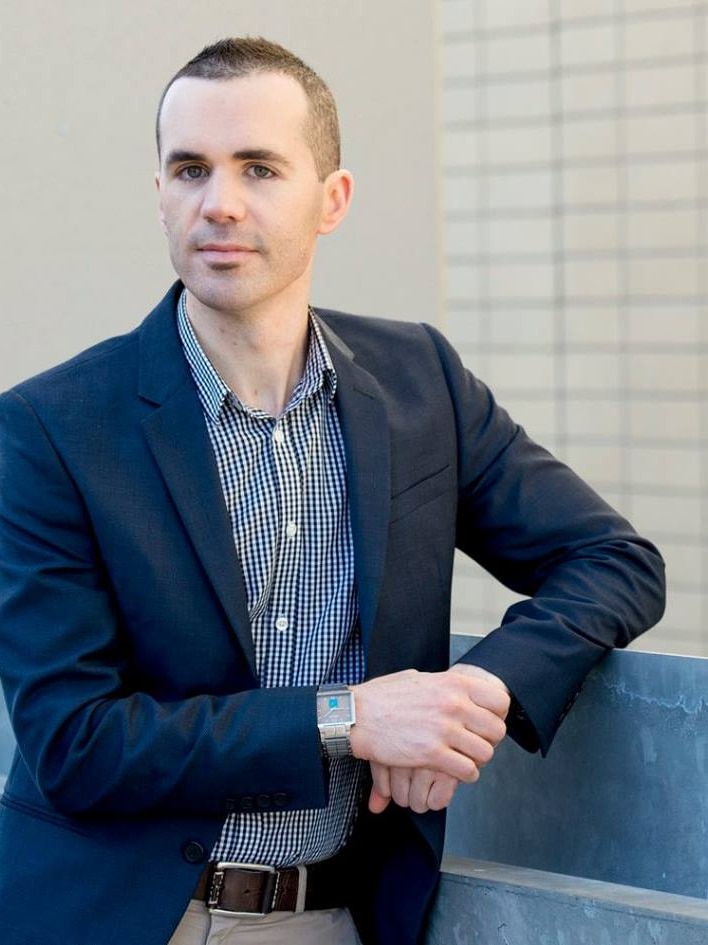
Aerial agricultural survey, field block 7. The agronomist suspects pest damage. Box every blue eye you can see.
[248,165,275,179]
[179,165,207,181]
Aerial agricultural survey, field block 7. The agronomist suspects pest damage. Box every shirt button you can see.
[275,616,289,632]
[273,427,285,445]
[286,522,298,538]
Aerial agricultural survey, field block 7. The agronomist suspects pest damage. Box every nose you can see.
[201,170,247,224]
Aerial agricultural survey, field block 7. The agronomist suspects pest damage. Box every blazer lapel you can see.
[318,319,391,660]
[135,289,393,675]
[137,285,256,675]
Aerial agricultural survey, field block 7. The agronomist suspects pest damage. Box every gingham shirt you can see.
[177,292,366,867]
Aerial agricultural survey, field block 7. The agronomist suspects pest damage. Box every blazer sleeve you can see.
[422,324,666,755]
[0,389,327,817]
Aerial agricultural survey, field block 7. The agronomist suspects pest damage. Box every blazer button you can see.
[273,793,289,808]
[256,793,272,810]
[239,795,255,812]
[182,841,207,864]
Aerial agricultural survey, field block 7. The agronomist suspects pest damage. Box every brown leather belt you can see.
[194,858,348,916]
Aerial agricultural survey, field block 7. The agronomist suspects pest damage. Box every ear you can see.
[155,171,167,234]
[318,169,354,236]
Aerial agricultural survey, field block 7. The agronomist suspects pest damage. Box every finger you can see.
[449,729,498,769]
[462,705,508,746]
[370,762,391,798]
[408,769,437,814]
[426,747,481,784]
[368,763,392,813]
[368,785,391,814]
[427,774,460,811]
[452,675,511,719]
[470,682,511,720]
[390,767,414,808]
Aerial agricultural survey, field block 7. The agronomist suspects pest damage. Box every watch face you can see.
[317,691,353,725]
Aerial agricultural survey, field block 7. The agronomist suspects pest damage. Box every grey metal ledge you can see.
[426,857,708,945]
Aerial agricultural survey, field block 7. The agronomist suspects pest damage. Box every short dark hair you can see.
[156,36,340,181]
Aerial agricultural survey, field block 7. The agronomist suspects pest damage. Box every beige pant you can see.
[167,899,363,945]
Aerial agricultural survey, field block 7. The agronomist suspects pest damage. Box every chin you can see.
[183,273,255,316]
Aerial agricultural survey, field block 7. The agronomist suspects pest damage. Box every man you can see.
[0,37,664,945]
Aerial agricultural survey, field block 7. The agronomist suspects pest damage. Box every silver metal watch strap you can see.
[320,732,352,759]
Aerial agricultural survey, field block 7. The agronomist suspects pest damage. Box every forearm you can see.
[457,535,665,755]
[7,681,326,817]
[422,321,665,755]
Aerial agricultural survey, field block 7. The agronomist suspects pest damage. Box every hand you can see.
[447,662,511,697]
[368,763,461,814]
[350,667,509,785]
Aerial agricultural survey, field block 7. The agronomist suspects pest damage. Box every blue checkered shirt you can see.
[177,292,366,867]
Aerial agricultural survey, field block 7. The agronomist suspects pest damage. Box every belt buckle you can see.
[207,861,278,917]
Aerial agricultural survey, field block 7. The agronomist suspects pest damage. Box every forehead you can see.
[159,72,312,157]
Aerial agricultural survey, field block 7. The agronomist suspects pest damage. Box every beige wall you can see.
[0,0,441,387]
[440,0,708,656]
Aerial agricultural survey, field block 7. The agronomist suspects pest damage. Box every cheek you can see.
[161,207,188,249]
[160,191,195,232]
[281,200,324,250]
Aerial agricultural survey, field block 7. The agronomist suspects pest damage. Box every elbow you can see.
[620,539,666,645]
[30,709,121,815]
[33,752,102,816]
[640,541,667,626]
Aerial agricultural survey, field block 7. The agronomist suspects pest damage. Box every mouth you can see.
[199,243,256,253]
[197,243,258,266]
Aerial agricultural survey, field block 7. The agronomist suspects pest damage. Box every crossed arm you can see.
[0,325,664,821]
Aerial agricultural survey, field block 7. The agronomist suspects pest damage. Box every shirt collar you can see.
[177,290,337,424]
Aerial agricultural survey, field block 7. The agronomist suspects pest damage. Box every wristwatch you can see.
[316,684,356,759]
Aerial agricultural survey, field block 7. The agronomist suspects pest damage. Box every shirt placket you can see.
[261,410,305,688]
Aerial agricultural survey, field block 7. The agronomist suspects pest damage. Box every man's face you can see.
[156,72,343,319]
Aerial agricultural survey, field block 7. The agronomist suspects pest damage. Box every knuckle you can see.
[430,745,448,770]
[477,740,494,766]
[440,691,462,718]
[392,790,409,808]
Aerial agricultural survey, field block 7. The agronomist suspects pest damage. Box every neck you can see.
[185,292,311,418]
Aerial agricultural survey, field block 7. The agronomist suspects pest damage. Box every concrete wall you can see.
[0,0,441,388]
[427,860,708,945]
[425,634,708,943]
[447,635,708,899]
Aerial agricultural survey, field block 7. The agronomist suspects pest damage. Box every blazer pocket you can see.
[0,791,94,839]
[390,464,454,524]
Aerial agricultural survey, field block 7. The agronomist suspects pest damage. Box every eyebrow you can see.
[163,148,294,170]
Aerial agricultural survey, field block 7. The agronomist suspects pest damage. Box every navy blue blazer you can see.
[0,284,664,944]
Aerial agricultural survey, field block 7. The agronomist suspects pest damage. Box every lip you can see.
[197,243,257,265]
[198,243,256,253]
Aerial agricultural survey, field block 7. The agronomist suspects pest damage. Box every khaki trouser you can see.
[167,899,363,945]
